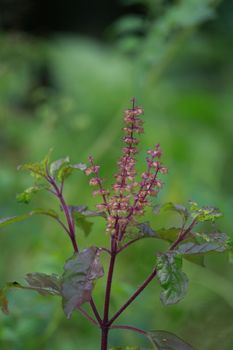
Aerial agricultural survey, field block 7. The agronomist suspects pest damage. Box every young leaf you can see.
[147,330,194,350]
[16,185,46,204]
[56,163,87,182]
[17,151,52,180]
[0,208,59,229]
[25,273,61,296]
[189,201,222,223]
[50,157,70,177]
[156,252,188,305]
[61,246,104,318]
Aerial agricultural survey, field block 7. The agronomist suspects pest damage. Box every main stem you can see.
[101,238,117,350]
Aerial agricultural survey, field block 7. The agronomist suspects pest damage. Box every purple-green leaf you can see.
[177,242,226,255]
[156,252,188,305]
[61,246,104,318]
[163,203,189,224]
[25,273,61,296]
[147,330,194,350]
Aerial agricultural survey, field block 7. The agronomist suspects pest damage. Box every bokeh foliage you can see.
[0,0,233,349]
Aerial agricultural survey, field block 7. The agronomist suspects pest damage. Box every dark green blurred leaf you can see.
[147,330,194,350]
[113,15,145,34]
[61,246,104,318]
[156,252,188,305]
[0,208,59,228]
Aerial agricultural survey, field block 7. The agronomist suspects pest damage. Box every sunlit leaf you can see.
[16,185,46,204]
[156,252,188,305]
[0,208,59,228]
[189,201,222,222]
[147,330,194,350]
[17,150,52,180]
[61,246,104,318]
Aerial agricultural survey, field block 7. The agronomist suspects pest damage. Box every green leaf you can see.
[147,330,194,350]
[156,252,188,305]
[16,185,46,204]
[0,208,59,228]
[0,288,9,315]
[17,150,52,180]
[189,201,222,222]
[156,227,181,243]
[183,254,205,267]
[69,205,105,236]
[61,246,104,318]
[25,273,61,296]
[50,157,70,177]
[163,203,189,224]
[57,163,87,182]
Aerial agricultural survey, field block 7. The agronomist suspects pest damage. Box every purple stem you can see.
[108,268,157,326]
[77,306,98,326]
[101,238,118,350]
[46,174,102,326]
[111,324,147,336]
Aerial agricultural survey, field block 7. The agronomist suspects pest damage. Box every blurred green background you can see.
[0,0,233,349]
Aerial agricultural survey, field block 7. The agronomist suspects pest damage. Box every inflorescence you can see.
[85,99,168,241]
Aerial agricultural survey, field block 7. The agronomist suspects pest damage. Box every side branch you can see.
[110,324,147,336]
[108,268,157,326]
